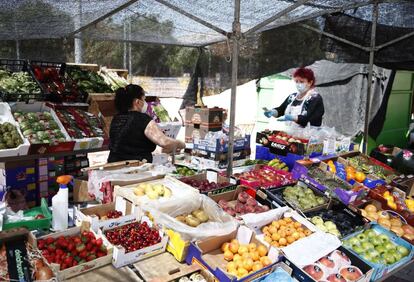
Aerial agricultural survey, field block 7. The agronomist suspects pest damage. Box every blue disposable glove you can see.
[264,109,277,118]
[277,114,295,121]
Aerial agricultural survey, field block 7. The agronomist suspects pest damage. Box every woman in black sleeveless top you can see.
[108,84,185,163]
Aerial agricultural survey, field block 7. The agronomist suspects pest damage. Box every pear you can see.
[147,190,159,200]
[163,188,172,198]
[133,186,145,196]
[153,184,165,196]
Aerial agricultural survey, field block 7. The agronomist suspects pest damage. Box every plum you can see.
[218,199,229,208]
[237,192,249,203]
[245,205,256,214]
[235,202,244,213]
[246,197,257,207]
[224,207,236,217]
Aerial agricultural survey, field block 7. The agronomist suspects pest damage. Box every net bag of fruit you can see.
[147,194,238,241]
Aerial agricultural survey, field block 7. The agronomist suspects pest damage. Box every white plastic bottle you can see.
[52,176,71,231]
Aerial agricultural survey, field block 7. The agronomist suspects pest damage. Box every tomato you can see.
[46,237,55,245]
[95,238,103,247]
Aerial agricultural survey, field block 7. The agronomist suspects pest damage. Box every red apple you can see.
[327,274,346,282]
[303,264,324,281]
[318,256,336,270]
[339,266,363,282]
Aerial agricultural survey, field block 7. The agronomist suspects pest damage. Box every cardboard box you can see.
[193,135,250,154]
[82,160,160,203]
[283,246,373,282]
[209,185,270,219]
[185,106,224,126]
[178,170,238,196]
[0,228,57,281]
[9,102,75,154]
[263,180,331,214]
[185,226,281,282]
[74,196,140,232]
[99,216,168,268]
[185,123,222,142]
[190,156,250,170]
[192,149,251,162]
[392,174,414,198]
[242,207,341,268]
[158,121,182,139]
[37,226,113,281]
[88,93,116,136]
[113,175,198,207]
[0,160,36,187]
[133,252,216,282]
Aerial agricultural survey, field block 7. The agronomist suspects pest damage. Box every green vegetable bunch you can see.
[0,122,23,149]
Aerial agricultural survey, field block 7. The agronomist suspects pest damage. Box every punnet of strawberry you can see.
[37,231,107,270]
[104,221,161,253]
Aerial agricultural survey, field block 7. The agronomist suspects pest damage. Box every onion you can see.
[391,226,404,237]
[35,266,53,280]
[390,218,402,227]
[378,218,391,229]
[402,224,414,235]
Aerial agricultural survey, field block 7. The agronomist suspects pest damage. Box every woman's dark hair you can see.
[114,84,145,113]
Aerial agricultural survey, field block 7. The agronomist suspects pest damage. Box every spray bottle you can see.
[52,175,72,231]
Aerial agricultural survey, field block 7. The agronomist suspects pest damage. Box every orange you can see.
[271,241,280,248]
[304,229,312,236]
[262,226,269,233]
[294,222,302,228]
[271,221,280,228]
[257,245,268,257]
[287,236,295,244]
[355,171,366,183]
[285,217,293,223]
[271,233,281,241]
[299,232,306,238]
[278,230,286,238]
[251,251,260,261]
[279,237,287,246]
[264,236,272,244]
[292,232,300,240]
[285,228,293,236]
[346,171,355,181]
[252,262,263,272]
[279,219,287,226]
[268,226,277,234]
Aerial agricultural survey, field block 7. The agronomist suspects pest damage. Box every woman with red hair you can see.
[264,67,324,127]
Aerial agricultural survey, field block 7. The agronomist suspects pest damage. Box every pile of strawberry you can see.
[37,231,107,270]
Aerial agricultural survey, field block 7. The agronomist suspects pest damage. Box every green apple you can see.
[362,242,374,251]
[371,257,386,265]
[375,245,387,254]
[378,234,389,244]
[397,246,409,257]
[384,242,396,251]
[311,216,324,225]
[343,239,352,248]
[383,252,396,265]
[349,237,360,246]
[393,251,403,262]
[363,252,375,261]
[353,245,364,254]
[365,229,377,239]
[357,233,367,242]
[371,237,382,247]
[370,250,380,258]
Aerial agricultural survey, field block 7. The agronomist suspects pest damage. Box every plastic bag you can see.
[255,267,293,282]
[88,163,163,201]
[147,194,238,241]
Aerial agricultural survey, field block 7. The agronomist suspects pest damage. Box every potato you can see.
[185,215,201,227]
[176,215,186,223]
[194,210,209,223]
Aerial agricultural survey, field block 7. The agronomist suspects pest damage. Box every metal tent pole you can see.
[74,0,83,63]
[227,0,241,177]
[363,1,379,154]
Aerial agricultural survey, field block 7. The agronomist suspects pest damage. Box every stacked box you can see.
[0,160,37,207]
[184,106,223,142]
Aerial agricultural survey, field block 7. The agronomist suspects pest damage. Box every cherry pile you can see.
[106,210,122,219]
[37,231,107,270]
[104,222,161,253]
[180,178,231,192]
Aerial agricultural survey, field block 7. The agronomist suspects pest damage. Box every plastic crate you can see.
[342,224,414,281]
[2,198,52,231]
[0,58,45,102]
[30,61,86,103]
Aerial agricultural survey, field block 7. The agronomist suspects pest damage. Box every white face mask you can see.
[296,82,308,94]
[141,101,148,113]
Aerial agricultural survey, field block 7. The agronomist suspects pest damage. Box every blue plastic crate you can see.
[342,224,414,281]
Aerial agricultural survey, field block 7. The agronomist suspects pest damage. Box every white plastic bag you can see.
[148,194,239,241]
[88,163,164,201]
